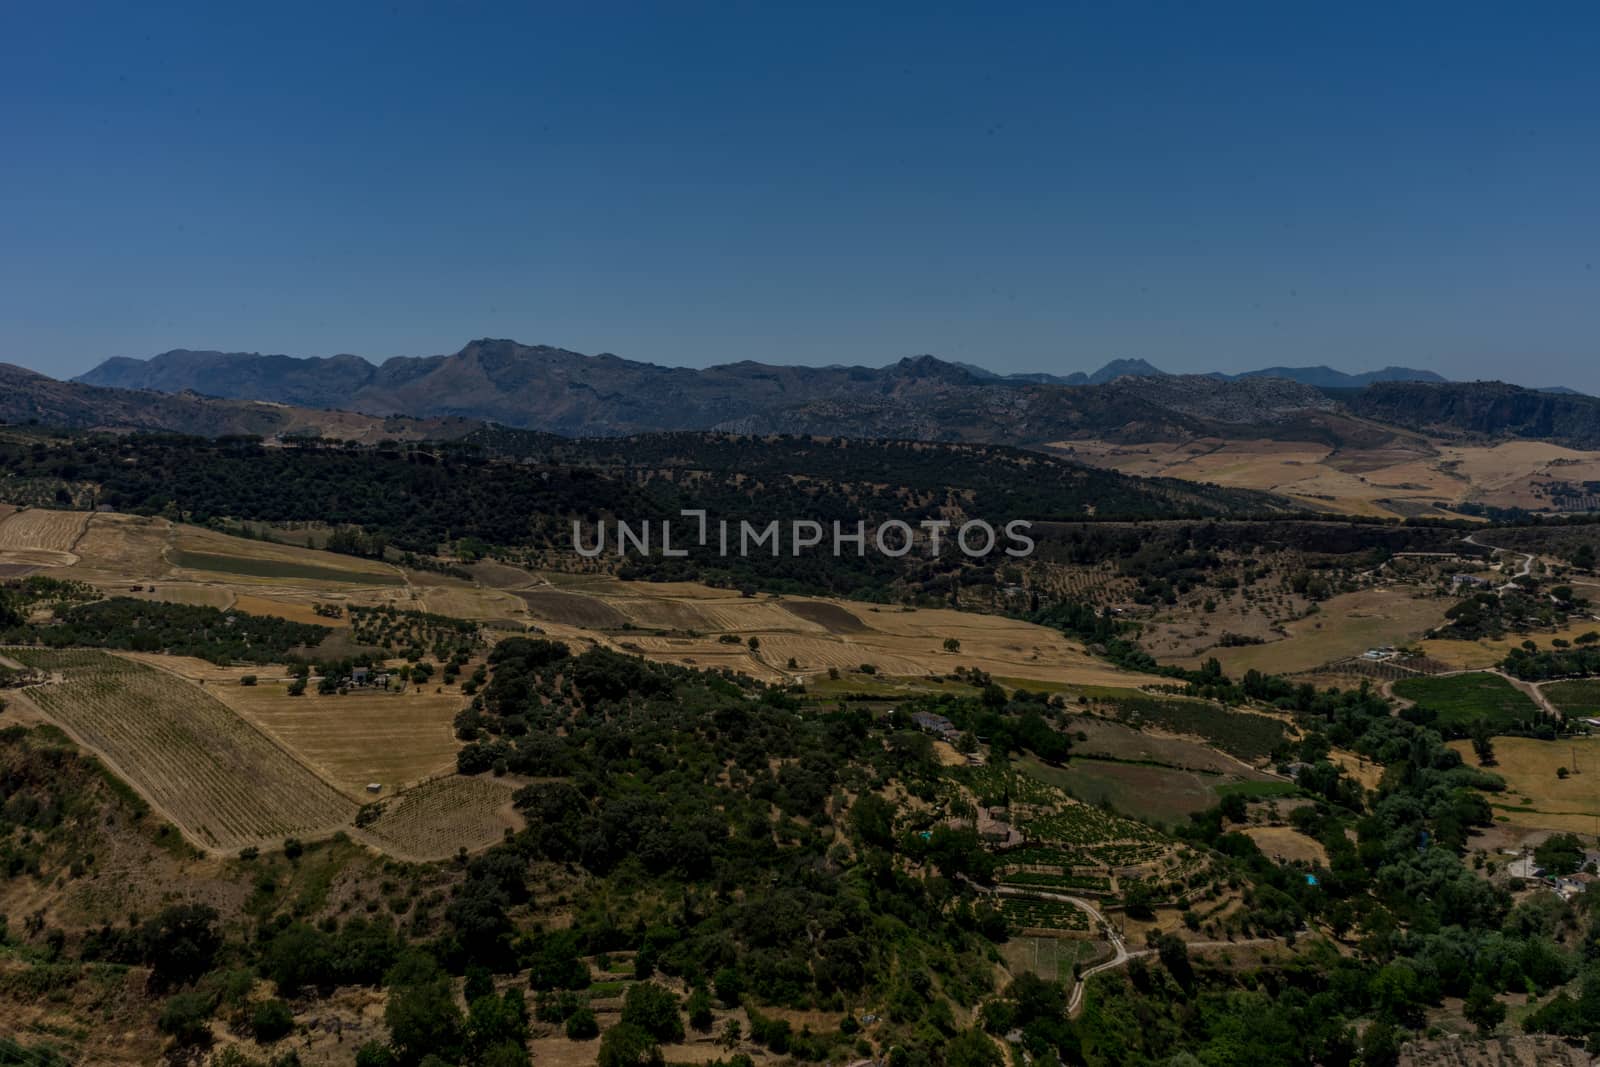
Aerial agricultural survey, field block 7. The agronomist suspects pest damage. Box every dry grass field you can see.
[6,649,358,852]
[1449,735,1600,834]
[232,592,345,626]
[1198,587,1447,675]
[1424,620,1600,671]
[354,775,523,861]
[1055,437,1600,520]
[1243,826,1330,865]
[0,507,90,566]
[446,561,1169,688]
[62,511,170,579]
[213,680,464,796]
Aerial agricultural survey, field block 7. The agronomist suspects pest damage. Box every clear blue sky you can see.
[3,2,1598,389]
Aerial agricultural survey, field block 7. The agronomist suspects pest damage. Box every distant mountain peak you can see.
[1086,358,1168,384]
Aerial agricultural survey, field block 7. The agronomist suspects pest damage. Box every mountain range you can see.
[70,341,1429,442]
[0,340,1594,450]
[80,346,1455,403]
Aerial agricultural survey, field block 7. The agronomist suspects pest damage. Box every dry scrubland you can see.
[1057,437,1600,520]
[6,649,358,851]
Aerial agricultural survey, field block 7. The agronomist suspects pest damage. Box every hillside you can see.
[1347,380,1600,449]
[0,362,480,441]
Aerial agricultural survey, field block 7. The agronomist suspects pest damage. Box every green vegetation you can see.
[998,897,1091,933]
[2,597,328,664]
[1392,672,1544,732]
[1100,695,1290,761]
[1543,678,1600,717]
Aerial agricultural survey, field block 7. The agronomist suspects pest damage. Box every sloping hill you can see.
[0,362,477,441]
[1347,380,1600,449]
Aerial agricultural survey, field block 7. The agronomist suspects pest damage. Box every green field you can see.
[998,870,1113,894]
[169,549,402,585]
[998,936,1108,980]
[1101,696,1288,761]
[1543,679,1600,718]
[999,896,1091,933]
[1392,672,1542,730]
[1022,755,1291,827]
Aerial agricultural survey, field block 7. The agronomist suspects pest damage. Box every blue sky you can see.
[3,2,1598,390]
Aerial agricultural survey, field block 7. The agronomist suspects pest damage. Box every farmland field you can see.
[1064,715,1271,775]
[515,589,631,628]
[212,680,464,795]
[1022,755,1290,827]
[1423,621,1600,671]
[998,936,1110,980]
[1243,826,1329,866]
[0,507,89,566]
[1449,735,1600,833]
[5,648,357,851]
[1099,696,1290,762]
[1058,437,1600,519]
[781,600,869,633]
[1198,587,1446,676]
[1544,680,1600,718]
[1393,673,1542,730]
[355,775,522,861]
[998,895,1092,933]
[998,870,1113,894]
[169,548,402,585]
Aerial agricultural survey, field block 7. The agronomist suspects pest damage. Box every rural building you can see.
[910,710,961,741]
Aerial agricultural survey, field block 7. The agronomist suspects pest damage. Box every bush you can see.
[157,991,215,1045]
[354,1042,397,1067]
[565,1007,599,1040]
[252,999,295,1042]
[597,1023,662,1067]
[621,982,683,1043]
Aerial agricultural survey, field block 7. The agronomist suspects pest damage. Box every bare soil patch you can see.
[781,600,870,633]
[516,589,630,628]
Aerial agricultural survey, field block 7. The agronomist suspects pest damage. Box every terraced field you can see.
[6,649,358,851]
[999,896,1091,933]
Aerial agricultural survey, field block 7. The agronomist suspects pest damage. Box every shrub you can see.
[252,999,295,1042]
[157,991,215,1044]
[565,1007,599,1040]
